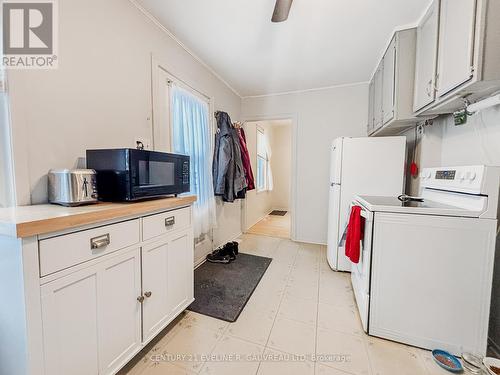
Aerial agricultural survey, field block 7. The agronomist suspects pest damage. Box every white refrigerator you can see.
[327,136,407,271]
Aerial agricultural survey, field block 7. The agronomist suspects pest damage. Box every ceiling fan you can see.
[272,0,293,22]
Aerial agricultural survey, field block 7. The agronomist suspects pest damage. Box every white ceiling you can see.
[136,0,431,97]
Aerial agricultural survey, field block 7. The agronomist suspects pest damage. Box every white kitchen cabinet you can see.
[41,247,142,375]
[98,249,142,375]
[167,229,194,315]
[367,80,375,135]
[368,28,420,136]
[414,1,440,112]
[41,263,100,375]
[415,0,500,115]
[436,0,476,97]
[142,228,194,343]
[382,36,396,124]
[372,64,383,132]
[0,201,195,375]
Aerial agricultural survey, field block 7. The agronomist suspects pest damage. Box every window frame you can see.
[256,127,269,193]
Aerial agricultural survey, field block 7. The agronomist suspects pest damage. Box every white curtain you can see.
[171,85,216,240]
[265,135,274,191]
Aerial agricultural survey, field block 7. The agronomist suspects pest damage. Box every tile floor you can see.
[120,234,449,375]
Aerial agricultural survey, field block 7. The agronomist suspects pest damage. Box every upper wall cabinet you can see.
[368,28,420,136]
[415,0,500,115]
[413,1,440,112]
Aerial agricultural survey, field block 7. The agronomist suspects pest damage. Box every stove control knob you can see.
[457,172,465,181]
[468,171,477,181]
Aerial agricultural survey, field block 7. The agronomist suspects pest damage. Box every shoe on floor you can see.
[206,249,231,264]
[230,241,239,255]
[222,242,237,261]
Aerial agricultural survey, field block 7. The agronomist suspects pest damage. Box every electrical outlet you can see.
[135,137,151,150]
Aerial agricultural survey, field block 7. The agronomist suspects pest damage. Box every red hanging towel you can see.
[345,206,364,264]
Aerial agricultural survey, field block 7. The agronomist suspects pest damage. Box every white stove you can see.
[355,195,481,217]
[350,165,500,356]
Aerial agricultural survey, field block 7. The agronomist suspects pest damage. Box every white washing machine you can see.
[352,165,500,356]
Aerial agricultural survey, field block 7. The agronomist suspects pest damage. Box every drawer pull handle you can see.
[144,291,152,298]
[165,217,175,227]
[90,234,110,250]
[137,295,145,303]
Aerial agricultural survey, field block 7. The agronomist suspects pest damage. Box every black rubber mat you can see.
[188,253,272,322]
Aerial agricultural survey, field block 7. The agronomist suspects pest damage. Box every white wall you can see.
[7,0,242,248]
[271,124,292,211]
[242,83,368,244]
[405,105,500,194]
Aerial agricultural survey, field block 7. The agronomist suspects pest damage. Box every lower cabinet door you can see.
[98,249,142,375]
[41,248,142,375]
[142,238,170,342]
[142,228,194,343]
[167,229,194,315]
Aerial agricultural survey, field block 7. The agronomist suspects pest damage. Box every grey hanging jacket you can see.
[213,111,247,202]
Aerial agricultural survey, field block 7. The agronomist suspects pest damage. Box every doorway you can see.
[242,119,293,239]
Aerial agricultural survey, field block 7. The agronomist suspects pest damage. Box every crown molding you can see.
[129,0,242,98]
[242,81,369,99]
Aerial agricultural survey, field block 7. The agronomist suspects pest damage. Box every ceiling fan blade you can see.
[271,0,293,22]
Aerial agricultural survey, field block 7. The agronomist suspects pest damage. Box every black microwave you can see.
[86,149,190,202]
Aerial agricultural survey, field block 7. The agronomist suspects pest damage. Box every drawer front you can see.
[143,207,191,241]
[40,219,140,276]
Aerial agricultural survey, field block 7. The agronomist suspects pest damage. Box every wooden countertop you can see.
[0,196,197,238]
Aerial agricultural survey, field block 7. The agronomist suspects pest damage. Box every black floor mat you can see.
[188,253,272,322]
[270,210,287,216]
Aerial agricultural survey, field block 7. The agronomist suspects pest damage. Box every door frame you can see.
[240,113,298,241]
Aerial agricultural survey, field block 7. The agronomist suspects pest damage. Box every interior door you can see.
[382,36,396,124]
[437,0,476,97]
[413,1,440,111]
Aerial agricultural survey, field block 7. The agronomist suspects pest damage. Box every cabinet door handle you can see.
[144,291,152,298]
[137,295,145,303]
[90,234,110,250]
[165,216,175,227]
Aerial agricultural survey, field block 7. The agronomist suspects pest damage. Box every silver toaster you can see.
[48,169,98,206]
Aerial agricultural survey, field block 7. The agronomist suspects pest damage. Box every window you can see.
[256,128,269,192]
[170,84,216,241]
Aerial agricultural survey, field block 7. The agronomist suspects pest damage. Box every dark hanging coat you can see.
[213,112,247,202]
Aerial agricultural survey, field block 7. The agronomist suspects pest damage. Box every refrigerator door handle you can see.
[331,182,341,186]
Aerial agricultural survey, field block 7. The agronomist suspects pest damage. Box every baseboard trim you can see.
[294,237,327,246]
[245,211,273,232]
